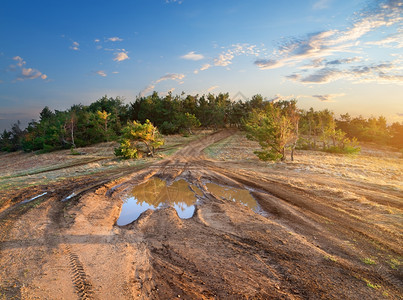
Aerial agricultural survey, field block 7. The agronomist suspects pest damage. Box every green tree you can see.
[244,100,299,162]
[115,120,164,159]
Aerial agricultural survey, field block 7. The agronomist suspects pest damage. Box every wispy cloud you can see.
[11,56,48,81]
[366,29,403,49]
[107,37,123,42]
[313,0,332,10]
[269,94,298,102]
[194,63,212,74]
[215,43,261,67]
[255,0,403,71]
[95,70,107,77]
[70,41,79,51]
[312,93,345,102]
[113,50,129,62]
[155,73,185,83]
[207,85,219,92]
[12,56,25,67]
[166,0,183,3]
[141,73,185,96]
[181,51,204,61]
[288,61,402,84]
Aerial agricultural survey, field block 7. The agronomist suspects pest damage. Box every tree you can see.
[176,112,201,135]
[244,100,299,162]
[115,120,164,159]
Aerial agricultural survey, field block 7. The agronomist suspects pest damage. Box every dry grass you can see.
[0,133,203,192]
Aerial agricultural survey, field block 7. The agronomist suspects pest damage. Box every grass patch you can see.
[363,278,381,289]
[388,257,401,269]
[203,134,236,159]
[324,255,337,262]
[362,258,376,265]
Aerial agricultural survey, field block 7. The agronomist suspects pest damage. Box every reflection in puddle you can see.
[117,178,201,226]
[205,182,258,211]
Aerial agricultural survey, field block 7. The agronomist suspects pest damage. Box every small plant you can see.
[70,147,81,155]
[324,255,337,262]
[362,258,376,265]
[388,258,401,269]
[363,278,381,289]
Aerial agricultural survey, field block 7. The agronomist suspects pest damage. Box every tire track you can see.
[65,245,94,299]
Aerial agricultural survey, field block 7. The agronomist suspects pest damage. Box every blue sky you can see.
[0,0,402,130]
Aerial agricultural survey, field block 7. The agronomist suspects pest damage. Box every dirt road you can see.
[0,130,402,299]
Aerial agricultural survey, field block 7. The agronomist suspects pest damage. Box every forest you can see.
[1,92,402,161]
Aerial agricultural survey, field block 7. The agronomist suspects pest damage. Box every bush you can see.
[114,139,139,159]
[114,120,164,159]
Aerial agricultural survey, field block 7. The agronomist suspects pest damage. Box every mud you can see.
[0,129,402,299]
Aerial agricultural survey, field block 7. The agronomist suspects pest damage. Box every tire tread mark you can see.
[66,245,94,299]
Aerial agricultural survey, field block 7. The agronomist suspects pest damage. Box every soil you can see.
[0,130,402,299]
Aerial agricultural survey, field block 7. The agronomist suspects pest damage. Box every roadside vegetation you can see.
[0,92,402,162]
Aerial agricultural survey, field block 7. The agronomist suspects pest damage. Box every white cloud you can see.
[12,56,26,67]
[287,61,402,84]
[18,68,46,81]
[95,70,107,77]
[200,63,211,71]
[181,51,204,61]
[141,73,186,96]
[214,43,261,67]
[255,0,403,71]
[70,41,79,51]
[214,52,234,66]
[94,39,100,43]
[207,85,219,92]
[194,63,211,74]
[10,56,47,81]
[155,73,185,83]
[366,29,403,49]
[113,51,129,62]
[166,0,183,3]
[107,37,123,42]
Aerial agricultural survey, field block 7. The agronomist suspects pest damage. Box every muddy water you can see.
[205,182,258,210]
[117,178,202,226]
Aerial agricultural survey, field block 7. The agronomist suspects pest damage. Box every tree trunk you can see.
[71,119,75,148]
[291,146,295,161]
[281,147,286,161]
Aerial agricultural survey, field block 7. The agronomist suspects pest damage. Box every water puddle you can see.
[61,192,76,202]
[21,192,48,204]
[117,178,201,226]
[205,182,263,213]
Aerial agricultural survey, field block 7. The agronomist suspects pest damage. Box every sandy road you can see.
[0,130,401,299]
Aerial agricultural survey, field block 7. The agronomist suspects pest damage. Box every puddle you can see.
[117,178,201,226]
[21,192,48,204]
[61,192,76,202]
[205,182,259,211]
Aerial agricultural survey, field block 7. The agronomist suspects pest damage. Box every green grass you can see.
[203,134,236,159]
[362,258,376,265]
[324,255,338,262]
[363,278,381,289]
[388,257,401,269]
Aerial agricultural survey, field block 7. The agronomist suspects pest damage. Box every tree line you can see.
[0,92,402,161]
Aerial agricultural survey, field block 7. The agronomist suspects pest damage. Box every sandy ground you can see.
[0,130,402,299]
